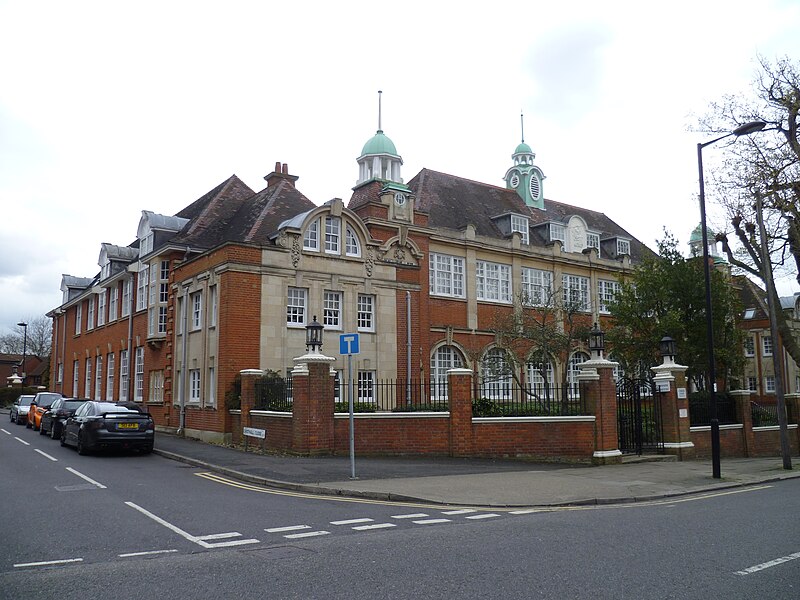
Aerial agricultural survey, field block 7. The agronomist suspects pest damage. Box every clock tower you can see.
[503,114,545,210]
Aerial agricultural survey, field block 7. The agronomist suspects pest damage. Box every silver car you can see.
[10,395,35,425]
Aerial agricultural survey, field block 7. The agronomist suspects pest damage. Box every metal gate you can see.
[616,378,664,455]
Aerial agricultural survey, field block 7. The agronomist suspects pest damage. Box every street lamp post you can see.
[17,321,28,394]
[697,120,765,479]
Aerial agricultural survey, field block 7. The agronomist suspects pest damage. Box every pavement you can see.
[153,433,800,508]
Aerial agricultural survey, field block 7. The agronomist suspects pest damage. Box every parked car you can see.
[40,398,88,439]
[27,392,63,430]
[61,401,155,455]
[10,395,35,425]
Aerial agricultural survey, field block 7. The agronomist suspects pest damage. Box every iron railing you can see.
[472,381,588,417]
[333,379,450,413]
[751,402,780,427]
[688,394,738,426]
[254,377,293,411]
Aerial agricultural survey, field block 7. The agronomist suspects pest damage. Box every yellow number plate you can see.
[117,423,139,429]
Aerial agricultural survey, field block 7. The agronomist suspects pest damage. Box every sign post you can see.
[339,333,360,479]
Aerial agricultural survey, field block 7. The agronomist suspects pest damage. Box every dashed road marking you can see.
[736,551,800,575]
[66,467,107,489]
[442,509,476,515]
[391,513,428,519]
[14,558,83,568]
[413,519,451,525]
[119,549,178,558]
[352,523,396,531]
[35,448,58,462]
[331,518,373,525]
[197,532,243,540]
[465,513,501,520]
[14,437,30,446]
[265,525,311,533]
[284,531,330,539]
[1,428,11,435]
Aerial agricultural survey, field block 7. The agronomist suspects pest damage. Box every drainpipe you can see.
[179,284,190,436]
[406,291,412,404]
[126,273,134,402]
[59,309,67,393]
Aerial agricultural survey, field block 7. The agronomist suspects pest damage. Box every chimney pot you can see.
[275,161,281,173]
[282,163,288,174]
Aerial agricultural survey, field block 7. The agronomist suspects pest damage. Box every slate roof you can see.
[733,276,769,321]
[406,168,654,263]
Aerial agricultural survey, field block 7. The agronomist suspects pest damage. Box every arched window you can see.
[567,351,590,398]
[345,225,361,257]
[481,348,512,400]
[526,359,555,398]
[430,345,464,400]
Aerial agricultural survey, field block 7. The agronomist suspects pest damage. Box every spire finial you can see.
[520,111,525,144]
[378,90,383,132]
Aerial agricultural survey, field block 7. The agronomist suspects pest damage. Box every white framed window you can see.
[765,375,776,393]
[140,231,154,256]
[430,345,464,400]
[325,216,341,254]
[209,285,217,327]
[122,278,132,317]
[598,280,622,314]
[95,356,103,400]
[345,225,361,257]
[357,294,374,332]
[744,336,755,357]
[303,218,319,251]
[84,358,92,398]
[617,239,631,256]
[106,353,115,401]
[747,376,758,392]
[550,223,566,244]
[743,308,756,319]
[191,291,202,330]
[481,348,512,400]
[521,267,553,307]
[87,297,95,330]
[429,253,465,298]
[762,335,773,357]
[160,260,169,286]
[120,350,129,401]
[148,272,157,307]
[562,274,590,311]
[476,261,512,303]
[134,347,144,402]
[101,260,111,280]
[72,360,79,397]
[586,233,600,251]
[567,352,589,398]
[136,265,149,311]
[158,306,167,334]
[511,215,529,244]
[323,291,342,329]
[109,286,118,322]
[97,290,107,326]
[286,287,307,326]
[357,370,375,402]
[56,362,63,384]
[526,360,555,397]
[149,370,164,403]
[207,367,216,406]
[75,303,82,335]
[189,369,201,403]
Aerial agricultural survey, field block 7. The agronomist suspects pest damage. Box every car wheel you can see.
[51,424,59,440]
[60,430,67,447]
[77,434,89,456]
[39,423,47,435]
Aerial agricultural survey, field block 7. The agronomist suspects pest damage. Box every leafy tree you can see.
[0,316,52,357]
[697,55,800,366]
[607,232,744,391]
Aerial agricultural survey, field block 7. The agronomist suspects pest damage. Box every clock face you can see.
[394,192,406,205]
[509,173,520,188]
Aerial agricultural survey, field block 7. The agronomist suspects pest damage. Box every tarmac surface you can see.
[153,432,800,507]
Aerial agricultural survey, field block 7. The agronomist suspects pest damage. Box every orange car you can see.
[27,392,63,430]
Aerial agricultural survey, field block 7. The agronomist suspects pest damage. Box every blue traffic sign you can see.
[339,333,360,355]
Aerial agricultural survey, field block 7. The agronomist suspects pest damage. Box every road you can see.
[1,418,799,599]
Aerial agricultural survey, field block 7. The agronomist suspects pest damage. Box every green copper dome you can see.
[689,224,715,243]
[514,142,532,155]
[361,130,398,157]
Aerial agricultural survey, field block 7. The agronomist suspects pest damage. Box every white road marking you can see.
[284,531,330,539]
[119,549,178,558]
[413,519,451,525]
[736,551,800,575]
[1,428,11,434]
[66,467,107,489]
[35,449,58,462]
[14,558,83,568]
[196,532,243,540]
[465,513,501,520]
[265,525,311,533]
[353,523,396,531]
[442,509,475,515]
[14,437,30,446]
[125,501,259,548]
[509,509,540,515]
[331,518,373,525]
[391,513,428,519]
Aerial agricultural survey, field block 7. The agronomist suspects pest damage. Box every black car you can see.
[60,401,155,455]
[40,398,88,440]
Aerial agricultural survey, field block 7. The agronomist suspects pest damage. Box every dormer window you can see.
[303,219,319,250]
[617,239,631,256]
[511,215,529,244]
[550,223,566,244]
[586,233,600,252]
[345,225,361,257]
[325,216,340,254]
[140,232,154,256]
[100,260,111,280]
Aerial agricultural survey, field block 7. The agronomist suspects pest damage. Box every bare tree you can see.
[698,56,800,366]
[0,316,52,357]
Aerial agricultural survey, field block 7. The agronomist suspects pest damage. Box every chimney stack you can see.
[264,161,300,187]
